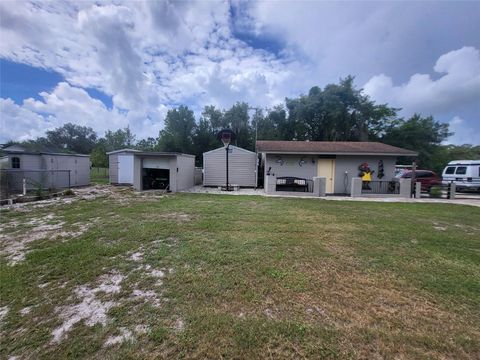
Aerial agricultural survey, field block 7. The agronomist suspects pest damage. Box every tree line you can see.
[4,76,479,173]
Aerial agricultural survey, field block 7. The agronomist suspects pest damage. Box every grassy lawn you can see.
[0,188,479,359]
[90,167,109,185]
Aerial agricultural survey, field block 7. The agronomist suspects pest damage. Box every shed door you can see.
[118,155,134,184]
[317,159,335,193]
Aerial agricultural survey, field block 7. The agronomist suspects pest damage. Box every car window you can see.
[455,166,467,175]
[403,172,412,178]
[445,166,455,174]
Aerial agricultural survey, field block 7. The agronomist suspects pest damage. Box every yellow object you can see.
[361,171,372,182]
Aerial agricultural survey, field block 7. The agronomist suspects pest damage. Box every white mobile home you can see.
[107,149,195,192]
[203,145,257,187]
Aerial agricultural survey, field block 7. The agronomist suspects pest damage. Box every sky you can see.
[0,0,479,145]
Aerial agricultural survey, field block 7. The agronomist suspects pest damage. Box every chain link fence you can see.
[0,169,71,200]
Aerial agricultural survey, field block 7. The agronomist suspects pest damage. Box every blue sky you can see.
[1,1,479,144]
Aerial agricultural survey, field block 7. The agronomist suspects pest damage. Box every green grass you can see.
[0,190,479,359]
[90,167,109,185]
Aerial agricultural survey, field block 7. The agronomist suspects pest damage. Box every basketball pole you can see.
[226,144,229,191]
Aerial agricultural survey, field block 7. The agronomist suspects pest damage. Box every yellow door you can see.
[317,159,335,193]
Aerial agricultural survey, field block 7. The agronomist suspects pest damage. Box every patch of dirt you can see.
[0,216,98,266]
[104,327,134,347]
[0,305,9,324]
[131,288,162,307]
[51,271,124,343]
[157,212,194,223]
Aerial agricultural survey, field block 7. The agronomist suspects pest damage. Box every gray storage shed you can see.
[107,149,195,192]
[203,145,257,187]
[0,145,90,191]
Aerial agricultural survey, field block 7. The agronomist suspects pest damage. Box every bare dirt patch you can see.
[156,212,195,223]
[51,271,124,343]
[0,216,98,266]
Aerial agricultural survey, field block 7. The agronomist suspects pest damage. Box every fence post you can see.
[313,177,326,197]
[399,178,412,198]
[68,170,71,189]
[448,183,456,199]
[351,177,362,197]
[22,178,26,196]
[415,182,421,199]
[265,174,276,194]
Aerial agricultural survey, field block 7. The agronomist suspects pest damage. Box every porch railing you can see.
[361,180,400,195]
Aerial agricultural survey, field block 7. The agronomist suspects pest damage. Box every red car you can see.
[398,170,441,191]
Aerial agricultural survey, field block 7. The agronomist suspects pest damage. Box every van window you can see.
[455,166,467,175]
[445,166,455,174]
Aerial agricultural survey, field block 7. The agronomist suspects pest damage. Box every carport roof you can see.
[256,141,418,156]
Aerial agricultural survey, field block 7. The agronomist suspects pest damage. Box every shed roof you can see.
[133,152,195,158]
[256,141,417,156]
[203,145,256,156]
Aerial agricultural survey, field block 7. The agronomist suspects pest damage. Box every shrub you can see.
[429,186,442,198]
[63,189,75,196]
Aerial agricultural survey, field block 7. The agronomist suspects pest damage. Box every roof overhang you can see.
[260,151,418,157]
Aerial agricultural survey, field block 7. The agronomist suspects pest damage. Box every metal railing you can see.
[276,177,314,193]
[0,169,71,200]
[361,180,400,195]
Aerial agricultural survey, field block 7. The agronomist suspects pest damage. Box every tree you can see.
[136,137,158,151]
[45,123,97,154]
[193,117,217,165]
[157,106,196,153]
[285,77,398,141]
[104,127,136,151]
[223,102,253,150]
[90,144,108,168]
[381,114,452,171]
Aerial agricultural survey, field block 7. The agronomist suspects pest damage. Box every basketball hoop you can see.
[217,129,236,148]
[216,129,237,191]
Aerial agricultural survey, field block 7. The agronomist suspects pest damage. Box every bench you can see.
[276,177,309,192]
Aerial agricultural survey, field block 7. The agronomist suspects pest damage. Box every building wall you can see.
[109,154,118,183]
[133,156,142,191]
[334,156,396,194]
[176,155,195,191]
[203,146,257,187]
[264,154,317,181]
[2,153,90,189]
[264,153,397,194]
[7,154,43,170]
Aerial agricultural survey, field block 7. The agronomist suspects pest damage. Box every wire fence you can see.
[90,167,109,184]
[0,169,71,200]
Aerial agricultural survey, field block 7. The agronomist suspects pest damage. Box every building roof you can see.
[106,148,141,155]
[133,152,195,158]
[256,141,418,156]
[1,144,89,157]
[203,145,256,156]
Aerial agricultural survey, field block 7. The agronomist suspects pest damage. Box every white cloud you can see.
[0,82,166,143]
[0,1,479,143]
[446,116,478,145]
[363,47,480,116]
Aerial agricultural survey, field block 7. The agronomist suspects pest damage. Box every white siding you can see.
[176,155,195,191]
[203,146,257,187]
[118,155,134,184]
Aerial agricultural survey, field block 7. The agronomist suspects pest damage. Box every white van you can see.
[442,160,480,191]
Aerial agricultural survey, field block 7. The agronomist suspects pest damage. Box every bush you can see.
[63,189,75,196]
[429,186,442,198]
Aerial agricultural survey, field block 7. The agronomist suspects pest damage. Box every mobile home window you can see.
[455,166,467,175]
[11,157,20,168]
[445,166,455,174]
